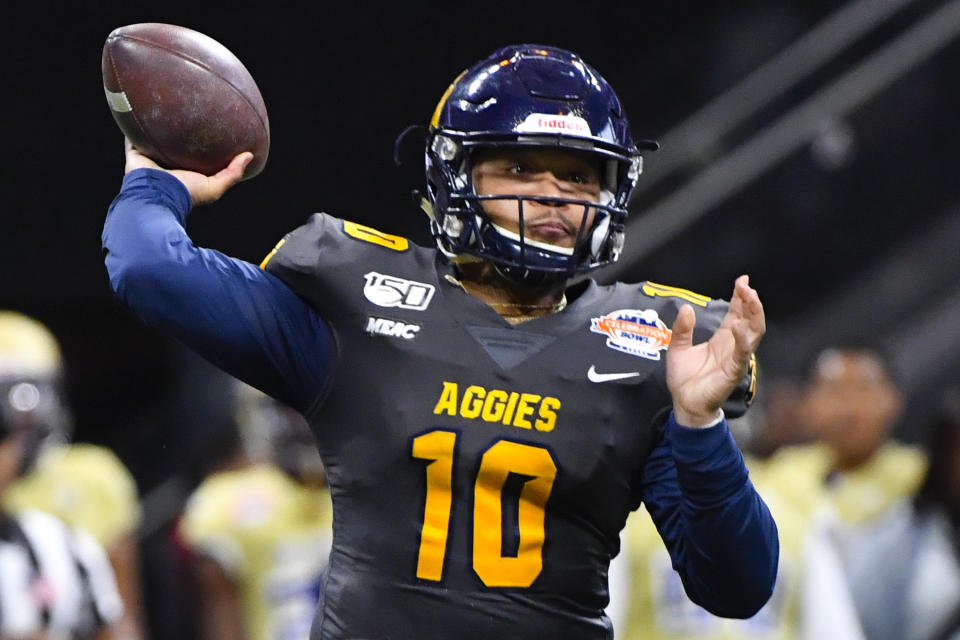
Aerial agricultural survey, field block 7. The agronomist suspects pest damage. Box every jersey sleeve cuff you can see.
[121,168,192,224]
[665,411,749,506]
[674,409,725,429]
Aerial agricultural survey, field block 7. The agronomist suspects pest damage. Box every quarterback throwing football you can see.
[103,45,778,639]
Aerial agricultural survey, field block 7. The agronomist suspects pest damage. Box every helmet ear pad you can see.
[589,212,612,260]
[423,144,479,257]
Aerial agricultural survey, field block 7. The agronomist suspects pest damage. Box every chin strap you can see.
[418,193,433,219]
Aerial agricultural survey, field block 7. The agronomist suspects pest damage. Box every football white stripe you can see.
[103,88,132,113]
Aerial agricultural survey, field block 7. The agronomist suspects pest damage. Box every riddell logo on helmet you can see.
[517,113,592,136]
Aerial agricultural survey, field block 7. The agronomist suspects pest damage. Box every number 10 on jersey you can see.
[411,429,558,587]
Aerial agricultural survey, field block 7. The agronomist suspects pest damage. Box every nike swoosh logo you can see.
[587,365,641,383]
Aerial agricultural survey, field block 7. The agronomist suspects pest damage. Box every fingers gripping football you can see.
[125,138,252,206]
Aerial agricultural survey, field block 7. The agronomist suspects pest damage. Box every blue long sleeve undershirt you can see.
[642,413,778,617]
[102,168,777,618]
[102,169,333,412]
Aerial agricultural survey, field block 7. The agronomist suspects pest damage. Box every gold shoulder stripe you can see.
[259,238,286,270]
[642,281,710,307]
[746,353,758,405]
[343,221,409,251]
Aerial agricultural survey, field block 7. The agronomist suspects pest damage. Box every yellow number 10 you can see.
[411,430,557,587]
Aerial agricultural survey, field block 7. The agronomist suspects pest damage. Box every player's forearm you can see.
[103,168,205,312]
[642,414,779,618]
[101,169,333,410]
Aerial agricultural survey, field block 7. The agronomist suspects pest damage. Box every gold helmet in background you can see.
[234,381,325,486]
[0,311,72,461]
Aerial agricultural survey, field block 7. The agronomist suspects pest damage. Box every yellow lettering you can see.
[343,220,409,251]
[460,385,486,419]
[512,393,540,429]
[473,441,556,586]
[502,392,521,425]
[481,389,508,422]
[411,430,457,580]
[433,381,459,416]
[434,382,561,433]
[535,397,561,432]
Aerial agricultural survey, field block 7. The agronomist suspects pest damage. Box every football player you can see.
[0,322,124,639]
[178,382,332,640]
[764,344,927,639]
[103,45,778,639]
[0,311,146,640]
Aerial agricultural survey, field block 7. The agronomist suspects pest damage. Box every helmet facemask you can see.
[425,134,642,285]
[0,378,69,475]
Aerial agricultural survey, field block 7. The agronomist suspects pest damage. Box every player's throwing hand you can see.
[124,138,252,206]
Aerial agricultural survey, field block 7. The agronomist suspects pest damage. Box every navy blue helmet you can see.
[424,44,658,283]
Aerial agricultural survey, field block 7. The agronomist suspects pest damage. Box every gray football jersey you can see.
[264,213,754,639]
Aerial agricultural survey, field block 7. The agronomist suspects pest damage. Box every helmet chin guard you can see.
[422,45,657,284]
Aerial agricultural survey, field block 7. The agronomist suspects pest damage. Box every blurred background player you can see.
[0,310,146,640]
[830,385,960,640]
[178,381,332,640]
[777,344,926,522]
[0,346,124,639]
[609,397,865,640]
[766,344,927,616]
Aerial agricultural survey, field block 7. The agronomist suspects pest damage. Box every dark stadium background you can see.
[3,2,959,632]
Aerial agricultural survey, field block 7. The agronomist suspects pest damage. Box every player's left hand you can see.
[666,275,765,427]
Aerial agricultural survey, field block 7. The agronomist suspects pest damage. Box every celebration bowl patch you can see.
[590,309,672,360]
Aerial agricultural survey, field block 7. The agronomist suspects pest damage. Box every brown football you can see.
[102,23,269,179]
